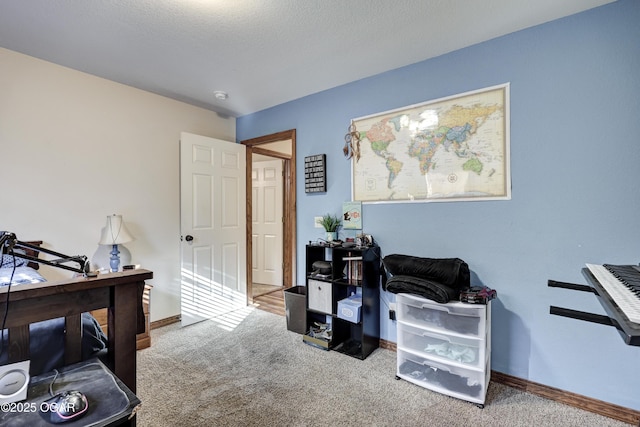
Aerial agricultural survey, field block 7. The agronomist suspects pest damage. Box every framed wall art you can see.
[351,83,510,203]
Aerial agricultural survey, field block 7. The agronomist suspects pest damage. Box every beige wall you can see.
[0,47,236,322]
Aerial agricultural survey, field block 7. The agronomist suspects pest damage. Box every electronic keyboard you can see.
[585,264,640,324]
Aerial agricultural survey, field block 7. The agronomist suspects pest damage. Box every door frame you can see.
[241,129,297,304]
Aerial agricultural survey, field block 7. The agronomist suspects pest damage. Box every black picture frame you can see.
[304,154,326,193]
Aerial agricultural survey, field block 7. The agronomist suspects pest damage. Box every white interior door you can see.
[252,158,283,286]
[180,132,246,327]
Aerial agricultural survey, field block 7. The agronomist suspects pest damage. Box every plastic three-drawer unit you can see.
[395,293,491,407]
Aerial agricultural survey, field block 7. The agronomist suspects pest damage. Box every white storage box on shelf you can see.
[395,293,492,407]
[307,278,332,314]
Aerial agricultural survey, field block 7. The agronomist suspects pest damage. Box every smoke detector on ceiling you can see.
[214,91,229,100]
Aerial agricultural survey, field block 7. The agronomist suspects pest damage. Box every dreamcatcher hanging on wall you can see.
[343,121,361,162]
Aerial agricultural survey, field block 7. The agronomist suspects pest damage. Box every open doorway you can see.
[241,130,297,308]
[251,154,284,297]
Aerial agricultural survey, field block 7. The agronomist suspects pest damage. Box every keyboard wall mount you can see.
[548,264,640,346]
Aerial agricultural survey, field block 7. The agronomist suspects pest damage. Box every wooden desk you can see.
[0,269,153,394]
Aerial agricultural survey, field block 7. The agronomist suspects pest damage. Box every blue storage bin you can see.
[337,295,362,323]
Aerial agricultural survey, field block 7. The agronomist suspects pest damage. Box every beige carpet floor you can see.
[135,307,628,427]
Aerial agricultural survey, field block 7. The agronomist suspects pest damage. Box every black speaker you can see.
[312,260,332,275]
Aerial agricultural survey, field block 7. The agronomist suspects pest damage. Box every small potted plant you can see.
[320,213,341,242]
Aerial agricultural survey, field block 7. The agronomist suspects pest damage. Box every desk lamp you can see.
[98,214,134,272]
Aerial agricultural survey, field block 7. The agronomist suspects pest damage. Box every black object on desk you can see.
[0,358,140,427]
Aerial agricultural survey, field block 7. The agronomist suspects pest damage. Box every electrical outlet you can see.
[314,216,323,228]
[388,303,397,320]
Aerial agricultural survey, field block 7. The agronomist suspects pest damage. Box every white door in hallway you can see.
[252,158,283,286]
[180,132,246,327]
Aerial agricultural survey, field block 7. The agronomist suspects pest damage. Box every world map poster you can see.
[352,84,510,203]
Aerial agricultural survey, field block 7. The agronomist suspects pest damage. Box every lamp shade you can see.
[98,214,134,245]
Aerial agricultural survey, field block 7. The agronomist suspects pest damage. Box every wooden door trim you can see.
[252,146,290,160]
[241,129,297,304]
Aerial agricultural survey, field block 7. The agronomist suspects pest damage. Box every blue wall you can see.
[238,0,640,410]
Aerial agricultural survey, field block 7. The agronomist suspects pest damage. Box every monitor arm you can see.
[1,231,94,277]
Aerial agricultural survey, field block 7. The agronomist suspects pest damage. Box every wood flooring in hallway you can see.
[252,285,285,317]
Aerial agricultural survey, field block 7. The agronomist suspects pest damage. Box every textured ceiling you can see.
[0,0,615,117]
